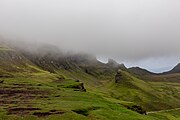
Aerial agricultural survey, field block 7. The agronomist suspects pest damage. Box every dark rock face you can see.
[115,69,122,83]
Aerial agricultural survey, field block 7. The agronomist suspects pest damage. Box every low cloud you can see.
[0,0,180,68]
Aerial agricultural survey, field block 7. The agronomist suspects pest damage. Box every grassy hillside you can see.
[0,44,45,77]
[0,71,161,120]
[59,69,180,111]
[148,109,180,120]
[0,42,180,120]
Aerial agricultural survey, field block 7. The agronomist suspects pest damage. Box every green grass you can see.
[0,48,180,119]
[148,109,180,120]
[0,71,167,120]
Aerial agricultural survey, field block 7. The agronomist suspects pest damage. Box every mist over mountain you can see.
[0,0,180,72]
[0,33,180,120]
[0,1,180,120]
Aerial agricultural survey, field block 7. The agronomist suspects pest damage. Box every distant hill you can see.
[128,67,156,76]
[162,63,180,74]
[128,65,180,82]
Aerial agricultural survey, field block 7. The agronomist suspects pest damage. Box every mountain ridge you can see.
[0,41,180,120]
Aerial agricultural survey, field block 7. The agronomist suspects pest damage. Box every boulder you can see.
[74,83,86,92]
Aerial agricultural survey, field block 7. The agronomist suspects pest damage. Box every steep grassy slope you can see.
[0,43,46,77]
[107,72,180,111]
[58,69,180,112]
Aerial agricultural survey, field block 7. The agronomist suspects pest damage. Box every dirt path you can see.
[147,108,180,114]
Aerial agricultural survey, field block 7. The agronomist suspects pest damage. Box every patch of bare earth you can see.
[33,110,65,117]
[0,83,50,116]
[7,107,41,115]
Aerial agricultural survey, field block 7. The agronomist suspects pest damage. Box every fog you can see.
[0,0,180,72]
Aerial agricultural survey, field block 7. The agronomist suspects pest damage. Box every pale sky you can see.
[0,0,180,73]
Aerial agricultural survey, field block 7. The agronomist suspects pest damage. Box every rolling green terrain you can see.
[0,42,180,120]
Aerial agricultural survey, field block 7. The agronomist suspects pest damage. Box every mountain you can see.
[19,45,127,78]
[128,67,155,76]
[162,63,180,74]
[0,42,44,77]
[0,41,180,120]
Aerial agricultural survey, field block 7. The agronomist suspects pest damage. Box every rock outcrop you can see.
[115,69,123,83]
[74,83,86,92]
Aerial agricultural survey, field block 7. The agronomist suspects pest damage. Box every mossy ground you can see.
[0,74,155,120]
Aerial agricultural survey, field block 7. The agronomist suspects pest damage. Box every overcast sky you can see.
[0,0,180,73]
